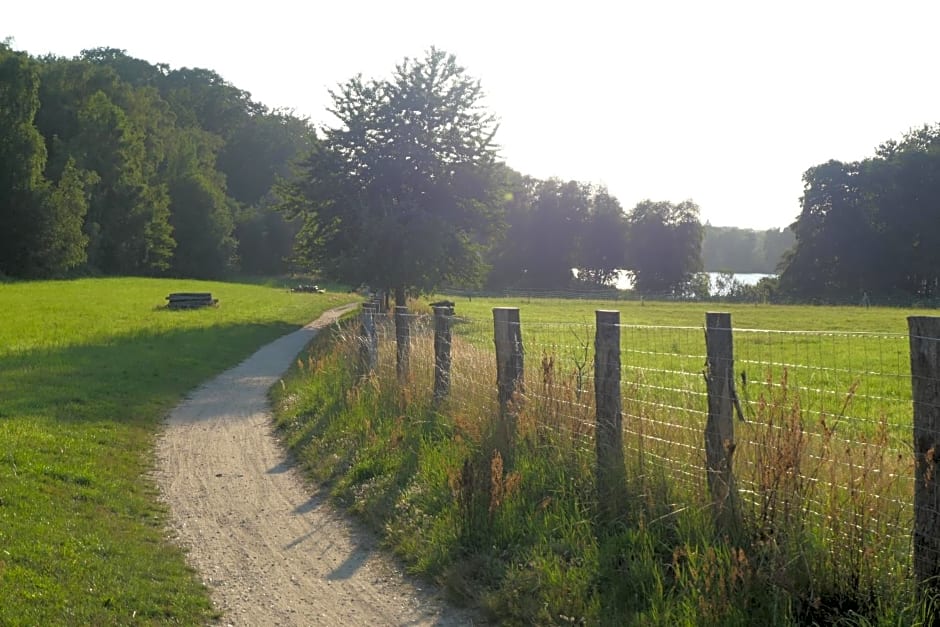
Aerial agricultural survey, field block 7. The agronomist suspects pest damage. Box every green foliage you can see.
[498,178,589,289]
[32,158,95,275]
[235,202,298,276]
[224,110,316,276]
[220,108,317,208]
[0,46,95,278]
[577,188,629,286]
[486,176,631,290]
[0,277,353,624]
[781,126,940,303]
[282,48,502,302]
[0,45,50,276]
[2,44,314,280]
[626,199,704,295]
[167,172,236,278]
[76,89,175,274]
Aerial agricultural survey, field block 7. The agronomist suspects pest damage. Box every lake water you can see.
[611,271,774,292]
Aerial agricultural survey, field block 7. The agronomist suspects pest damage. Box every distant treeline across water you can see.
[611,271,773,292]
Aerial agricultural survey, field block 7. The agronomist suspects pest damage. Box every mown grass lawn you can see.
[0,277,356,625]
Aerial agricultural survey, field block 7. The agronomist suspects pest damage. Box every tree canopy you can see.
[0,45,89,277]
[24,39,932,306]
[485,176,630,290]
[281,48,502,303]
[625,199,704,296]
[0,43,314,279]
[779,126,940,303]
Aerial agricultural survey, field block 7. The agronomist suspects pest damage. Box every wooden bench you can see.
[166,292,218,310]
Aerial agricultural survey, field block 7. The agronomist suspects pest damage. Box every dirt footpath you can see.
[154,305,476,626]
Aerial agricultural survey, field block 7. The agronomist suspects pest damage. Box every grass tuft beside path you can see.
[0,277,356,625]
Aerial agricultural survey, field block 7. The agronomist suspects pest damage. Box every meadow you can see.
[274,295,936,625]
[0,277,353,625]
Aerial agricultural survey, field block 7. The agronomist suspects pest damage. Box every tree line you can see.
[702,225,793,275]
[0,43,312,279]
[1,43,710,296]
[283,47,940,305]
[280,48,710,303]
[4,43,936,305]
[780,126,940,303]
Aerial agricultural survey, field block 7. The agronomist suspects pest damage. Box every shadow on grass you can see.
[0,319,311,625]
[0,320,300,426]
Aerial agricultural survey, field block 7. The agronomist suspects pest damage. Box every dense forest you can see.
[0,43,311,279]
[3,43,938,305]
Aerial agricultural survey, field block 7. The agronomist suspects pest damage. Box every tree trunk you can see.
[395,286,406,307]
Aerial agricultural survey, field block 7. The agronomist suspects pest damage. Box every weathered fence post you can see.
[395,305,410,381]
[359,303,378,374]
[704,312,741,535]
[433,303,455,403]
[595,310,626,519]
[909,316,940,604]
[494,307,524,457]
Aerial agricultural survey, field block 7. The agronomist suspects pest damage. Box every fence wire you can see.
[361,307,924,584]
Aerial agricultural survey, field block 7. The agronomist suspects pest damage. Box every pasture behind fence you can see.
[355,298,940,608]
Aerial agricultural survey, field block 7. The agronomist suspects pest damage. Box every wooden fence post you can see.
[704,312,740,535]
[395,305,410,381]
[360,303,377,374]
[595,310,626,519]
[433,304,454,403]
[494,307,524,457]
[909,316,940,602]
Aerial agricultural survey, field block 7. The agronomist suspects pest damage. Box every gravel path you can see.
[154,305,476,626]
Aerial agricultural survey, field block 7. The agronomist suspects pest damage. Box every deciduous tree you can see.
[576,187,628,286]
[282,48,502,303]
[625,199,703,295]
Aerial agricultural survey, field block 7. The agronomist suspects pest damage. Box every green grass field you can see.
[441,296,918,435]
[446,295,924,331]
[0,277,356,625]
[273,295,937,625]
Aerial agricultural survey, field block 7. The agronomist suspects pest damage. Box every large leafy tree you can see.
[0,45,49,275]
[576,187,628,286]
[625,199,703,295]
[518,179,590,288]
[0,45,91,277]
[777,160,877,299]
[485,177,597,290]
[282,48,502,303]
[35,56,176,274]
[74,90,175,274]
[780,126,940,302]
[164,127,237,278]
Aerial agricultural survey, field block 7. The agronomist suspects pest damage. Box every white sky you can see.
[6,0,940,229]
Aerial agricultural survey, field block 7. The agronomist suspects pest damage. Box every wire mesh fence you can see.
[355,302,940,599]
